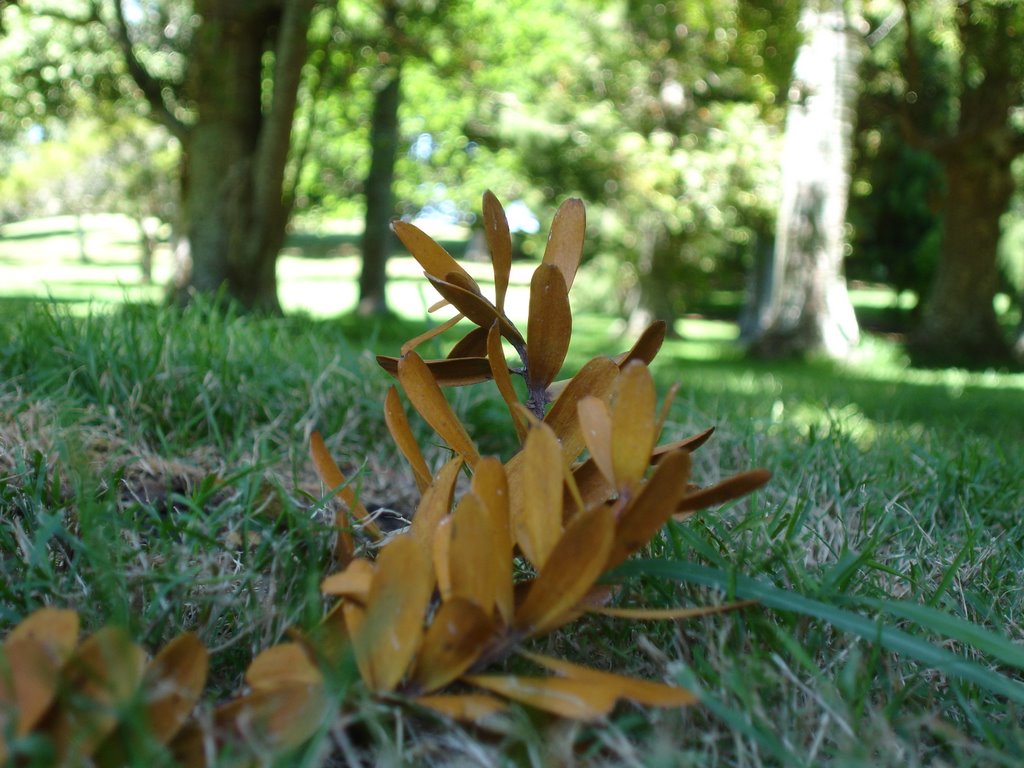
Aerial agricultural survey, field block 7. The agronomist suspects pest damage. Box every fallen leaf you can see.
[463,674,614,720]
[426,274,525,353]
[245,643,321,692]
[320,557,375,601]
[415,692,509,722]
[409,599,495,693]
[400,314,464,356]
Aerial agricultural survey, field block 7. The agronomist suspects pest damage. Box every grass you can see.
[1,216,1024,765]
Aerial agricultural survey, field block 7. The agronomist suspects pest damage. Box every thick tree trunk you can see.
[744,0,860,359]
[358,66,403,316]
[177,0,312,313]
[909,148,1015,365]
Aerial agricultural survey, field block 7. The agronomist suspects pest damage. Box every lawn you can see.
[1,216,1023,766]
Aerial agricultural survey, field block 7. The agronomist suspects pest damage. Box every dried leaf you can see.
[612,320,667,367]
[209,681,327,756]
[447,493,497,611]
[400,313,464,356]
[526,264,572,392]
[592,600,757,620]
[384,386,432,493]
[519,651,697,708]
[448,325,490,359]
[409,599,495,693]
[310,431,378,560]
[398,352,481,466]
[139,632,208,743]
[472,458,515,624]
[353,533,435,692]
[516,423,565,570]
[654,426,716,459]
[606,449,692,569]
[393,220,480,291]
[482,191,513,310]
[541,198,585,292]
[245,643,321,694]
[577,396,614,487]
[514,504,614,637]
[486,322,527,442]
[378,355,493,387]
[611,361,657,492]
[426,274,526,353]
[434,516,454,602]
[543,356,619,462]
[320,557,375,601]
[675,469,772,514]
[409,456,463,548]
[463,674,614,720]
[415,692,509,722]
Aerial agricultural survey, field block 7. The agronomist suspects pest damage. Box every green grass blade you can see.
[613,559,1024,705]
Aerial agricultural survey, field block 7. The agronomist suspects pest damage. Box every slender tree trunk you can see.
[358,65,403,316]
[909,147,1015,364]
[744,0,860,359]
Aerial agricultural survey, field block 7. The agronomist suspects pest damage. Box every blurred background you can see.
[0,0,1022,369]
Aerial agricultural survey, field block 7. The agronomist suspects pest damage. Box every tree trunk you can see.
[743,0,860,359]
[358,65,403,316]
[909,147,1015,365]
[177,0,313,313]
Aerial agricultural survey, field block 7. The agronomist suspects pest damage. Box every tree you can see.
[742,0,861,358]
[3,1,319,312]
[893,0,1024,365]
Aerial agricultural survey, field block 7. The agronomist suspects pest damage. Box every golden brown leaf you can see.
[448,325,491,359]
[378,355,494,387]
[409,599,495,693]
[675,469,772,514]
[426,274,525,353]
[654,426,716,458]
[434,516,454,601]
[400,313,465,356]
[612,320,667,368]
[140,632,208,743]
[542,356,619,462]
[409,456,463,549]
[415,692,509,722]
[610,361,657,492]
[320,557,375,601]
[210,682,328,756]
[518,651,697,708]
[526,264,572,392]
[352,533,435,692]
[447,493,497,611]
[606,449,692,569]
[541,198,585,292]
[486,322,527,442]
[514,504,614,637]
[384,386,433,493]
[483,191,513,310]
[310,431,378,561]
[471,458,515,624]
[463,674,614,720]
[245,643,321,692]
[393,220,480,291]
[576,396,614,487]
[516,423,565,569]
[398,351,481,466]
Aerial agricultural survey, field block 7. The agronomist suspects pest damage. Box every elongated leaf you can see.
[409,599,495,693]
[652,427,716,461]
[426,275,525,353]
[519,651,697,708]
[378,355,493,387]
[140,632,208,743]
[448,325,490,359]
[398,352,481,467]
[416,692,509,722]
[448,494,497,611]
[526,264,572,392]
[515,504,615,636]
[209,681,328,756]
[310,431,378,560]
[246,643,321,692]
[543,356,619,461]
[577,396,614,487]
[611,361,657,492]
[487,322,527,442]
[400,314,464,356]
[472,457,515,624]
[483,191,513,310]
[591,600,756,620]
[614,559,1024,706]
[384,386,432,493]
[355,533,436,692]
[541,198,585,291]
[606,449,692,569]
[393,220,480,291]
[434,516,454,602]
[613,320,667,368]
[320,558,375,601]
[516,423,565,569]
[464,674,614,720]
[409,456,463,548]
[675,469,772,514]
